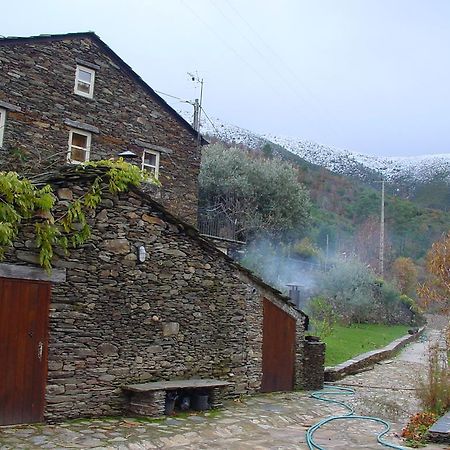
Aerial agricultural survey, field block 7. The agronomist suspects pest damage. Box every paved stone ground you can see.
[1,318,449,450]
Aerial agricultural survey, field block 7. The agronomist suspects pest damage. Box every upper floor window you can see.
[0,108,5,147]
[74,65,95,98]
[141,150,160,179]
[68,129,91,164]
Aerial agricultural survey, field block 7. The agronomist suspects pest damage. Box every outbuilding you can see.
[0,166,323,425]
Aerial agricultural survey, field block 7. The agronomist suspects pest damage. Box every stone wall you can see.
[0,35,200,224]
[297,337,325,390]
[4,179,306,421]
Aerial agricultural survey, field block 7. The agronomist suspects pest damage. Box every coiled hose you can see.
[306,384,407,450]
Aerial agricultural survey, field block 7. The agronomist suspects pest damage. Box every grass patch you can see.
[322,323,410,366]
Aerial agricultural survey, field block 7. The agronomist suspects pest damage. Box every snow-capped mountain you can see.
[199,115,450,185]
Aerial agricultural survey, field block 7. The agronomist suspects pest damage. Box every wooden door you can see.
[0,277,50,425]
[261,298,296,392]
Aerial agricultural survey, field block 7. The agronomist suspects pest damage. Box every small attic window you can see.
[74,65,95,98]
[141,150,160,179]
[68,129,91,164]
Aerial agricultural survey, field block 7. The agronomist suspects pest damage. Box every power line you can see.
[208,0,313,104]
[216,0,344,141]
[223,0,299,82]
[200,106,220,135]
[179,0,286,99]
[155,89,192,104]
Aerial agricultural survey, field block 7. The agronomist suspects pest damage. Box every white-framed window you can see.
[74,65,95,98]
[67,129,91,164]
[141,150,160,179]
[0,108,6,147]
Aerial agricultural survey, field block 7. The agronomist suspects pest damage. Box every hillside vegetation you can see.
[202,138,450,266]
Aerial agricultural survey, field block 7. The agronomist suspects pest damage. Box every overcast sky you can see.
[3,0,450,157]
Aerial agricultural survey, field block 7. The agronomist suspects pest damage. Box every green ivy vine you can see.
[0,159,157,272]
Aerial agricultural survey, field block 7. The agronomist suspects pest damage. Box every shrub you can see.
[319,259,375,324]
[307,296,337,338]
[418,232,450,314]
[417,341,450,416]
[391,257,419,297]
[292,237,320,260]
[402,411,437,447]
[316,259,424,325]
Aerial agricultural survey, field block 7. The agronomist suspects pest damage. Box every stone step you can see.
[429,412,450,443]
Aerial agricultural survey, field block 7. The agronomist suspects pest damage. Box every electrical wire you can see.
[179,0,286,99]
[155,90,192,104]
[306,384,407,450]
[211,0,344,141]
[200,106,220,135]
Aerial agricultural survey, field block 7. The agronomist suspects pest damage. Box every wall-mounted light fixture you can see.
[117,150,138,162]
[137,245,147,263]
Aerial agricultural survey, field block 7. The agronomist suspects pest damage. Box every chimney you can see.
[286,283,303,310]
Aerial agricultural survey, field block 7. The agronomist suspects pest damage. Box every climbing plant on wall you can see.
[0,159,156,272]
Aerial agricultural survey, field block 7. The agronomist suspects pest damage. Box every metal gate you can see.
[261,298,296,392]
[0,277,50,425]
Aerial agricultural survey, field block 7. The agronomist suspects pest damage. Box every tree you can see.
[353,216,380,270]
[319,259,376,324]
[391,257,418,297]
[418,232,450,313]
[261,143,273,159]
[199,143,311,238]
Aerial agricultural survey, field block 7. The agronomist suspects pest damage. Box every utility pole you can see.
[188,72,204,147]
[193,98,200,132]
[379,179,385,277]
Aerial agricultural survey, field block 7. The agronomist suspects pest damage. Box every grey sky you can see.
[3,0,450,157]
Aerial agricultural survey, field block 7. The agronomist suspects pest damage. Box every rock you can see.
[96,209,108,222]
[124,253,137,261]
[56,188,73,200]
[46,384,65,395]
[162,322,180,336]
[146,345,163,354]
[16,250,40,264]
[97,343,119,356]
[98,374,115,382]
[102,239,130,254]
[48,360,64,371]
[142,214,166,227]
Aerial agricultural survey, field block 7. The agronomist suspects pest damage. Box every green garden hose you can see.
[306,384,407,450]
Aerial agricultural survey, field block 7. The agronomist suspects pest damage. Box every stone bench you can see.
[122,379,232,417]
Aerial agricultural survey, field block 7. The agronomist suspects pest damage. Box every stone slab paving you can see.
[1,317,448,449]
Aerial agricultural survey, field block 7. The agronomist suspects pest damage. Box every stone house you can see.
[0,167,323,425]
[0,31,324,427]
[0,32,202,224]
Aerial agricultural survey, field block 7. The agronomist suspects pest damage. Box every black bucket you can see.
[164,391,178,415]
[192,394,209,411]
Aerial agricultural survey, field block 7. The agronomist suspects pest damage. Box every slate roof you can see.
[0,32,207,145]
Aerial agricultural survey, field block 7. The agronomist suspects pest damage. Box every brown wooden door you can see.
[261,298,296,392]
[0,277,50,425]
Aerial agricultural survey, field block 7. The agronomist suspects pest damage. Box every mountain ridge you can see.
[198,115,450,185]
